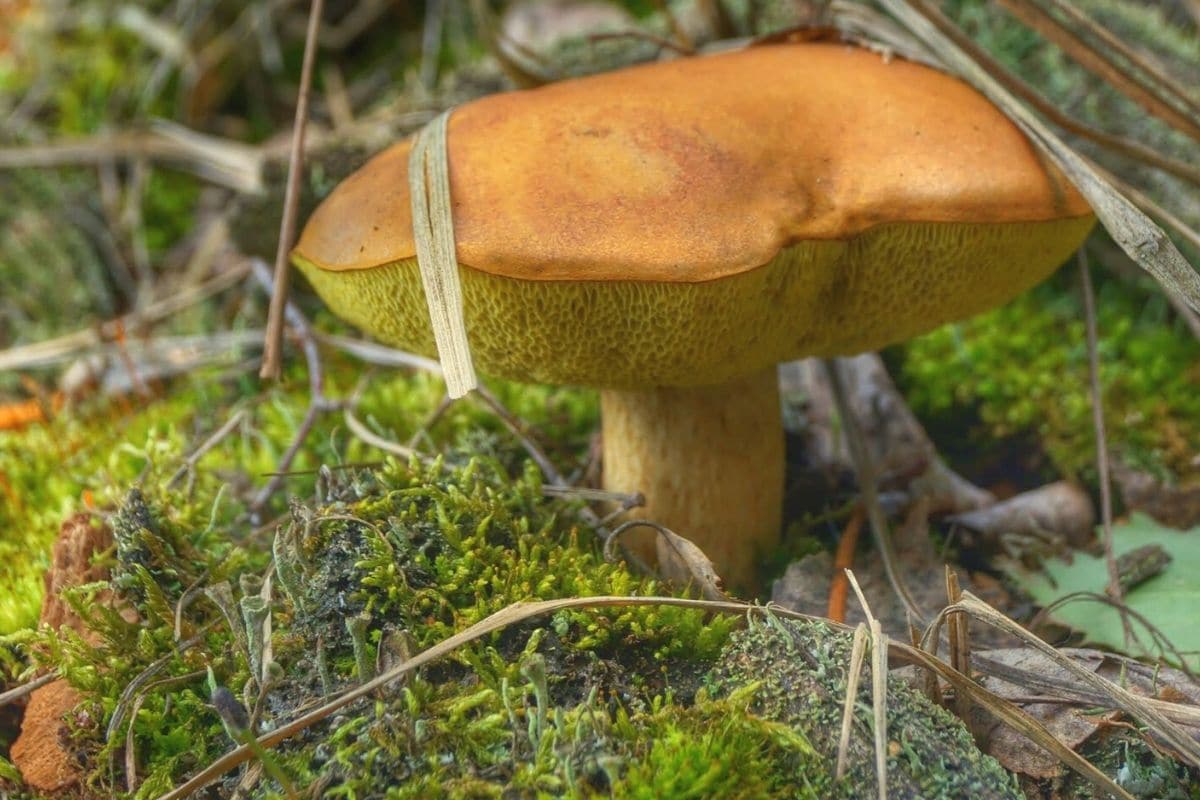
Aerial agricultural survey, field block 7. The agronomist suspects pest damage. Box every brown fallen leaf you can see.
[972,646,1200,779]
[773,504,1017,648]
[606,519,729,601]
[971,648,1108,779]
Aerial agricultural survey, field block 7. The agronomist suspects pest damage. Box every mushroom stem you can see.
[600,367,784,591]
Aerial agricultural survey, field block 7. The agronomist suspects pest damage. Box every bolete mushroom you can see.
[291,41,1094,590]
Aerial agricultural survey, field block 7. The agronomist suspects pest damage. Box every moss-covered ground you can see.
[0,358,1023,798]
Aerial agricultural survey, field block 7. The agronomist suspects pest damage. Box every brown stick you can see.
[827,505,865,623]
[1078,252,1126,618]
[260,0,324,380]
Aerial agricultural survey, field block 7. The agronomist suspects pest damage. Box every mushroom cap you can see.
[293,41,1094,388]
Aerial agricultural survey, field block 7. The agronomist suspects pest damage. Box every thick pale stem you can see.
[601,368,784,591]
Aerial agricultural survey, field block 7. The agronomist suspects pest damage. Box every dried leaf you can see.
[606,519,729,601]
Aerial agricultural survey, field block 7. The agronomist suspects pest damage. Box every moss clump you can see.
[710,617,1023,800]
[900,274,1200,482]
[2,408,1014,799]
[1,450,747,798]
[0,353,597,634]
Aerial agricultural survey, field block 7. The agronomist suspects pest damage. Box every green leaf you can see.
[1010,513,1200,670]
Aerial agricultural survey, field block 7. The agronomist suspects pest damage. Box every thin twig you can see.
[168,410,248,490]
[260,0,324,380]
[471,385,563,484]
[823,359,926,625]
[342,408,423,462]
[0,124,263,192]
[540,485,644,507]
[249,260,336,513]
[0,671,58,707]
[0,260,249,373]
[1078,252,1125,615]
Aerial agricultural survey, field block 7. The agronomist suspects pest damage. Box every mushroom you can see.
[291,41,1094,590]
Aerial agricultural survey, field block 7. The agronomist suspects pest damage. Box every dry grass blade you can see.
[946,592,1200,768]
[884,0,1200,316]
[869,618,888,800]
[993,0,1200,139]
[907,644,1137,800]
[407,110,478,399]
[836,624,869,780]
[846,570,889,800]
[151,594,1134,800]
[1039,0,1200,119]
[1093,163,1200,253]
[823,359,926,624]
[944,568,973,722]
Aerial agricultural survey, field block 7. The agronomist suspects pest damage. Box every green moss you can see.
[609,686,823,799]
[900,273,1200,482]
[0,364,1015,798]
[0,355,597,634]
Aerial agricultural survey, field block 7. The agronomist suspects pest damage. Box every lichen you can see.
[709,617,1024,799]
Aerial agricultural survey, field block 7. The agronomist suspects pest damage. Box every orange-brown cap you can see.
[293,41,1094,388]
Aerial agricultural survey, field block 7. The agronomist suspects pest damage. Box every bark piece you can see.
[780,354,995,516]
[9,680,86,794]
[949,480,1095,552]
[11,512,117,793]
[1114,462,1200,529]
